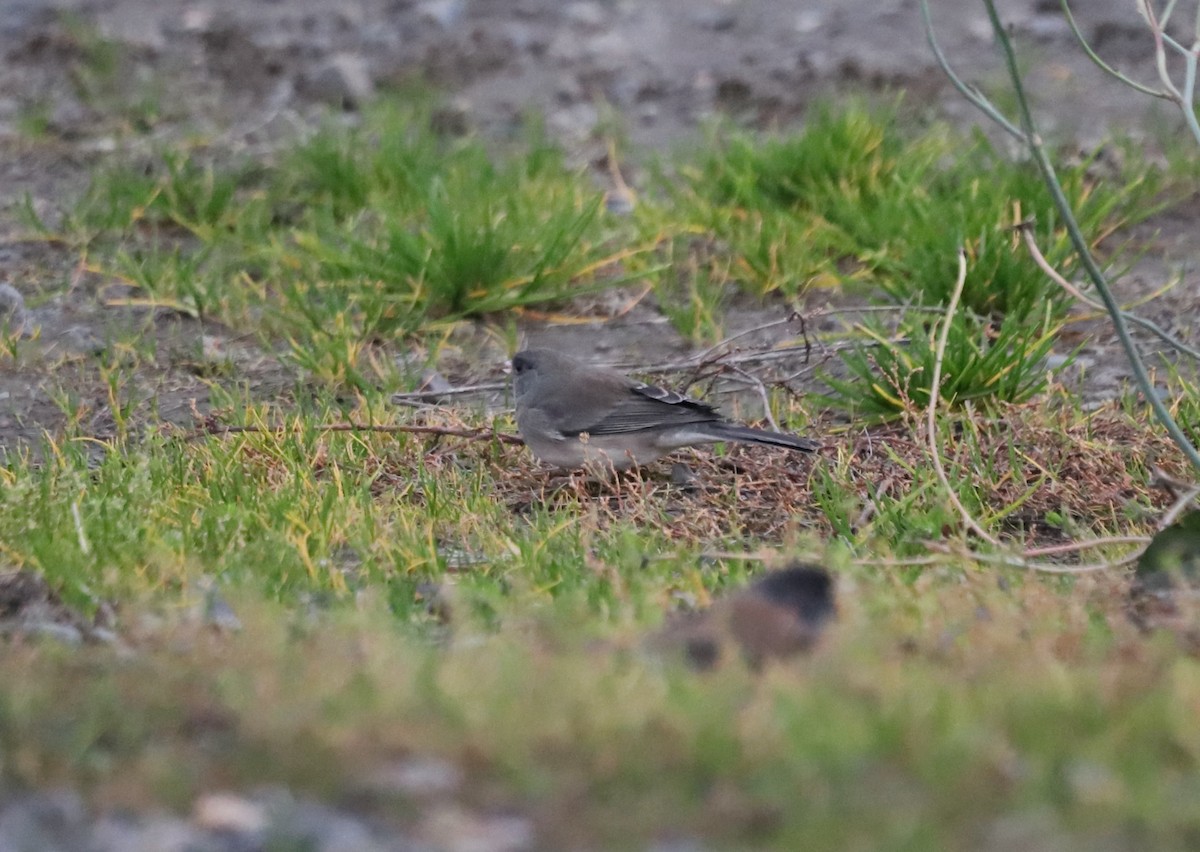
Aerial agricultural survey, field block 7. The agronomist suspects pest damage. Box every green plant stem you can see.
[981,0,1200,474]
[920,0,1023,140]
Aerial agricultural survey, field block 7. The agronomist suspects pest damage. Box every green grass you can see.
[644,104,1164,319]
[6,93,1200,849]
[67,103,628,388]
[59,95,1174,413]
[820,299,1066,421]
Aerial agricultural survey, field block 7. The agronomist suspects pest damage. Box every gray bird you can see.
[510,348,821,470]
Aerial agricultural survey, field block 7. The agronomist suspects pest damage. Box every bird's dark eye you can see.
[511,355,530,374]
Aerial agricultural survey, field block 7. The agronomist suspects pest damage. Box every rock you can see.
[0,791,90,851]
[421,805,534,852]
[563,1,606,29]
[0,0,51,39]
[193,580,242,632]
[794,9,825,33]
[369,757,464,797]
[0,570,104,645]
[91,812,208,852]
[61,325,106,356]
[192,792,268,836]
[669,462,698,490]
[547,102,599,143]
[260,790,394,852]
[418,0,466,28]
[47,98,91,139]
[650,839,710,852]
[178,4,216,34]
[9,620,84,645]
[430,97,472,136]
[301,54,375,110]
[692,9,737,32]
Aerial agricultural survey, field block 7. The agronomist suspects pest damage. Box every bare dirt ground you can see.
[0,0,1197,455]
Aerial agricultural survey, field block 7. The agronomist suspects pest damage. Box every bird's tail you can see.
[708,422,821,453]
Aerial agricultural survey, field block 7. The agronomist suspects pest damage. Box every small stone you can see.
[14,620,85,644]
[430,97,472,135]
[501,21,544,53]
[199,583,242,632]
[179,4,216,33]
[0,0,50,39]
[370,757,464,797]
[91,812,201,852]
[79,136,119,153]
[794,10,825,33]
[693,9,736,31]
[192,792,268,835]
[669,463,698,490]
[650,839,710,852]
[47,98,90,138]
[1067,760,1124,805]
[87,626,120,645]
[563,1,605,29]
[260,793,390,852]
[204,597,241,638]
[0,792,89,850]
[547,102,599,143]
[422,805,534,852]
[418,0,466,28]
[61,325,106,356]
[302,54,375,110]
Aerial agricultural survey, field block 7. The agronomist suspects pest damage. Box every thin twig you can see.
[815,303,948,319]
[925,541,1136,573]
[725,365,782,432]
[629,344,815,376]
[1144,0,1187,103]
[1018,222,1200,361]
[919,0,1024,140]
[1022,536,1153,556]
[779,338,910,383]
[391,381,507,403]
[1159,483,1200,529]
[692,313,800,366]
[183,421,523,444]
[852,554,947,568]
[927,249,1000,546]
[852,475,894,531]
[1060,0,1170,99]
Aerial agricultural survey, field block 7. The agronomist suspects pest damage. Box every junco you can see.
[651,563,836,670]
[510,348,820,470]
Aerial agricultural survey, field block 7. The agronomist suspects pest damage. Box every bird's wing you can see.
[571,382,721,436]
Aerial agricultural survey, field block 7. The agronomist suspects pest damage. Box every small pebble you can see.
[418,0,466,28]
[192,792,268,835]
[301,54,375,109]
[369,757,464,797]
